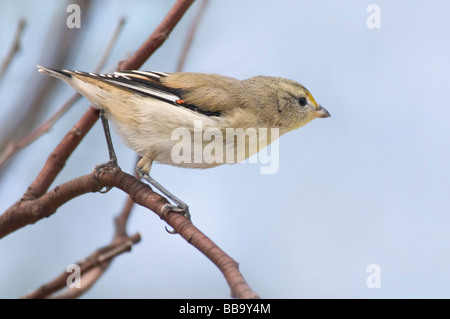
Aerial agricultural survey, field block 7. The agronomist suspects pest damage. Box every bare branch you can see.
[23,233,141,299]
[117,0,195,71]
[0,18,26,82]
[24,107,100,200]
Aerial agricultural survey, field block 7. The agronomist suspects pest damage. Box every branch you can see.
[0,18,26,82]
[10,166,258,299]
[117,0,195,71]
[24,233,141,299]
[24,107,100,200]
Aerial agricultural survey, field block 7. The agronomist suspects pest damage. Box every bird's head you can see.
[245,76,330,133]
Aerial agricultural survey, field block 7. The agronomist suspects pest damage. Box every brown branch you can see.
[52,266,107,299]
[11,166,258,299]
[24,107,100,200]
[0,18,26,82]
[117,0,195,71]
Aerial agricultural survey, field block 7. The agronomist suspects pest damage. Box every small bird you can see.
[37,66,330,218]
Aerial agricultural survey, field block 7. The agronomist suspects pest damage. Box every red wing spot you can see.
[176,99,185,104]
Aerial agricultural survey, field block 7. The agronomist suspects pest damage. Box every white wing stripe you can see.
[130,70,161,78]
[151,71,169,77]
[105,79,179,102]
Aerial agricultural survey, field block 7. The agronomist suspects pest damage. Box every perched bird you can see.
[37,66,330,218]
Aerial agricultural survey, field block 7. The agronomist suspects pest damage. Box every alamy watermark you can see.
[66,263,81,288]
[366,4,381,29]
[366,264,381,288]
[66,4,81,29]
[170,120,280,174]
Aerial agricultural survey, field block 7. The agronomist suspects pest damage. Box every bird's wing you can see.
[110,71,244,116]
[73,70,224,117]
[161,72,243,114]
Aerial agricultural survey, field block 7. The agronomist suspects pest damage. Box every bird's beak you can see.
[313,105,331,118]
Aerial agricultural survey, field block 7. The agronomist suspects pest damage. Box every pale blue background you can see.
[0,0,449,298]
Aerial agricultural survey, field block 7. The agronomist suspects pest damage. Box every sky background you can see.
[0,0,449,298]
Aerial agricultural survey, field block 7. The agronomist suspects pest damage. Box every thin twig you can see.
[0,18,26,82]
[117,0,195,71]
[23,233,141,299]
[176,0,209,72]
[0,17,126,170]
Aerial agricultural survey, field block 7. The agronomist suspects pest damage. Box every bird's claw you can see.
[94,158,118,173]
[161,203,191,235]
[161,203,191,221]
[93,159,119,194]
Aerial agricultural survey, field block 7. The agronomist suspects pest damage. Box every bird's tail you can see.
[37,65,73,81]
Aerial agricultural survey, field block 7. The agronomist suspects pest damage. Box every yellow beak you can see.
[313,105,331,118]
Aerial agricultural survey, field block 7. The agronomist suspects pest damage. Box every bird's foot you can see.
[93,159,119,194]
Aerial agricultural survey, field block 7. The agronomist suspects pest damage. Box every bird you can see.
[37,66,330,219]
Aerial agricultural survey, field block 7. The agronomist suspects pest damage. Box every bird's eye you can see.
[298,97,307,106]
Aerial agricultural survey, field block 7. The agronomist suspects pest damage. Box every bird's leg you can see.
[138,168,191,221]
[136,155,191,221]
[94,109,119,193]
[99,109,118,166]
